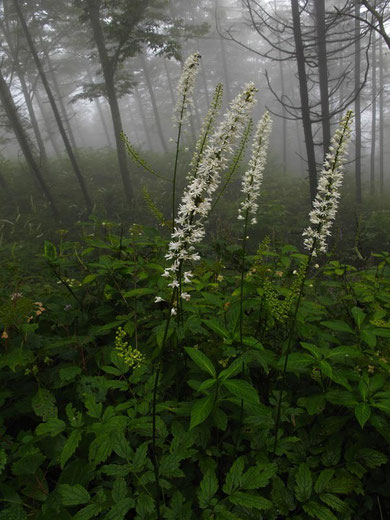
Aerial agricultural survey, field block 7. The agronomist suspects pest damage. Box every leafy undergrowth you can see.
[0,223,390,519]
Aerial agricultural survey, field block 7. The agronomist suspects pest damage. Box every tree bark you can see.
[13,0,92,212]
[291,0,317,201]
[32,81,62,158]
[314,0,331,156]
[370,29,376,196]
[379,37,384,194]
[86,62,113,147]
[0,69,58,218]
[85,0,133,202]
[0,15,48,164]
[354,1,362,203]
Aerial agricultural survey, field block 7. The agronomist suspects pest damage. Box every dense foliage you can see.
[0,218,389,519]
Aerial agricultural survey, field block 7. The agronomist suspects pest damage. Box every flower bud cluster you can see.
[174,53,201,126]
[163,83,258,294]
[238,111,272,225]
[303,110,354,256]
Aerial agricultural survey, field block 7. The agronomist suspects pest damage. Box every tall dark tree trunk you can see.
[85,0,133,202]
[370,30,377,196]
[0,69,58,217]
[291,0,317,201]
[0,15,48,164]
[354,1,362,203]
[140,54,168,154]
[13,0,92,211]
[314,0,331,155]
[274,0,287,175]
[379,38,384,194]
[133,87,153,150]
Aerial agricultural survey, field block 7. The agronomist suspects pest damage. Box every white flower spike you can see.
[303,110,354,257]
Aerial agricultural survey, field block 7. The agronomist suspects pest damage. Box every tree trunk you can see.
[274,0,287,175]
[140,54,168,154]
[0,16,48,164]
[133,87,153,150]
[370,30,376,196]
[314,0,331,155]
[0,69,58,218]
[85,0,133,202]
[379,38,384,194]
[13,0,92,212]
[354,2,362,203]
[291,0,317,201]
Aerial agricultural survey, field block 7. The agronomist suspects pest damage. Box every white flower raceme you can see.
[238,111,272,225]
[302,110,354,257]
[174,53,201,126]
[163,83,258,293]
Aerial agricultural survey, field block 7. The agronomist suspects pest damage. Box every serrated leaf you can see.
[320,493,348,513]
[132,443,149,472]
[326,476,356,494]
[0,506,27,520]
[136,493,154,518]
[294,463,312,502]
[89,434,114,466]
[74,503,102,520]
[241,463,277,490]
[61,430,82,468]
[229,491,272,510]
[198,470,218,508]
[184,347,216,378]
[84,394,102,419]
[101,464,131,477]
[223,379,259,405]
[32,388,57,421]
[35,418,66,437]
[105,498,135,520]
[112,478,128,503]
[223,457,245,494]
[189,394,215,430]
[303,500,337,520]
[354,403,371,428]
[59,484,90,506]
[219,358,244,381]
[359,448,387,468]
[314,469,334,494]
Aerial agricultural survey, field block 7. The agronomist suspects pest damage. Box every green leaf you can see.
[219,357,244,381]
[319,360,332,379]
[351,307,366,329]
[354,403,371,428]
[112,478,128,503]
[123,288,154,298]
[184,347,216,378]
[294,463,312,502]
[314,469,334,494]
[89,434,114,466]
[320,493,349,513]
[74,503,102,520]
[35,418,66,437]
[229,492,272,510]
[203,318,229,338]
[301,342,322,359]
[198,470,218,509]
[189,394,215,430]
[223,379,259,405]
[359,448,387,468]
[297,395,326,415]
[326,476,356,494]
[106,498,135,520]
[303,500,337,520]
[60,430,82,468]
[44,240,57,260]
[32,388,57,421]
[321,320,354,334]
[84,394,103,419]
[59,484,90,506]
[241,463,277,490]
[223,457,245,494]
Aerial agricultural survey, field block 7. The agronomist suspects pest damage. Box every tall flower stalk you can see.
[237,111,272,343]
[172,52,201,230]
[272,110,354,455]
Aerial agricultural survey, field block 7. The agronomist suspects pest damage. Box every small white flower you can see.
[314,264,319,269]
[154,296,164,303]
[171,307,177,316]
[174,53,201,126]
[181,292,191,301]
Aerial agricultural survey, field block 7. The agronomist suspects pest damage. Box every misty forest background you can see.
[1,1,390,520]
